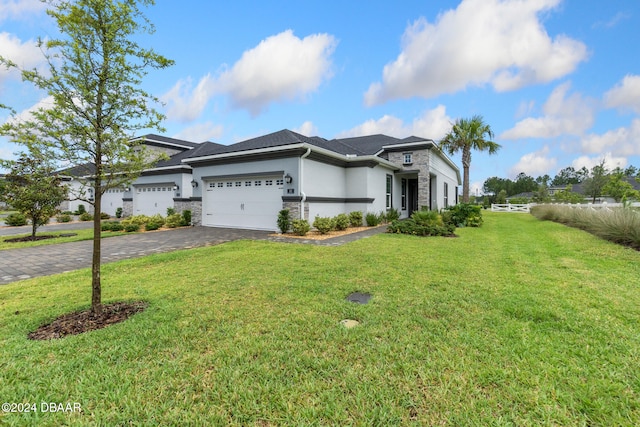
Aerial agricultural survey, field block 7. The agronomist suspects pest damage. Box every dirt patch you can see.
[4,234,60,243]
[27,301,148,340]
[272,226,379,241]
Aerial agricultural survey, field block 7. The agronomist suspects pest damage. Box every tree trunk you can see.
[91,184,102,315]
[462,146,472,203]
[31,218,37,241]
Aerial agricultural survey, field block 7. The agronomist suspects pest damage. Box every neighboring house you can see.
[183,129,461,231]
[59,134,208,216]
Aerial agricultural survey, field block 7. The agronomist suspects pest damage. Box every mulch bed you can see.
[27,301,148,340]
[5,234,60,243]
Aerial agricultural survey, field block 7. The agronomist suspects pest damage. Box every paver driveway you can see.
[0,225,386,285]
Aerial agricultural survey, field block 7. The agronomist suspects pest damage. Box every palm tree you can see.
[440,115,501,203]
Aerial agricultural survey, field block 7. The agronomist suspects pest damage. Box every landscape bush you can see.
[387,209,456,237]
[100,212,110,220]
[277,209,291,233]
[124,223,140,232]
[313,216,335,234]
[181,210,192,226]
[115,207,123,218]
[164,213,183,228]
[56,214,72,223]
[292,219,310,236]
[385,208,400,222]
[4,212,27,226]
[121,215,150,227]
[101,221,124,232]
[531,204,640,249]
[79,212,93,221]
[365,212,380,226]
[74,204,86,215]
[446,203,483,227]
[348,211,363,227]
[145,214,165,231]
[166,207,176,216]
[333,213,350,231]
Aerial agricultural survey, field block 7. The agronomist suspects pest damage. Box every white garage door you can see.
[134,185,174,216]
[102,188,124,216]
[203,175,284,230]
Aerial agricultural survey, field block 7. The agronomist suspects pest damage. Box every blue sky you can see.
[1,0,639,194]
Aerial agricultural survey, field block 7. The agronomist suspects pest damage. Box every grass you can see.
[1,212,639,425]
[0,228,131,250]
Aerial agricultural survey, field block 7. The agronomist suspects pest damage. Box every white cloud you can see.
[603,74,640,114]
[0,33,46,86]
[364,0,587,106]
[218,30,336,115]
[500,82,595,139]
[292,121,318,137]
[337,105,452,140]
[509,146,557,178]
[161,30,337,118]
[0,0,45,22]
[580,118,640,156]
[173,121,223,143]
[2,95,54,125]
[571,153,628,171]
[161,75,216,122]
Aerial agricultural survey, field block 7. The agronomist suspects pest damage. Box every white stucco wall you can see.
[429,152,459,209]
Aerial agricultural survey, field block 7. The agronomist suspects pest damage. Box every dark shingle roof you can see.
[330,134,402,156]
[133,134,201,150]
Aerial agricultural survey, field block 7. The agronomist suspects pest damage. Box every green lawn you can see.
[1,212,639,426]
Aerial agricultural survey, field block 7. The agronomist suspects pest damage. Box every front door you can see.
[407,179,419,215]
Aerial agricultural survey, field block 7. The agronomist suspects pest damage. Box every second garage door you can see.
[203,175,284,231]
[134,184,175,216]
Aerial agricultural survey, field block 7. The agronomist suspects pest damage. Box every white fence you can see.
[492,202,640,213]
[491,204,531,213]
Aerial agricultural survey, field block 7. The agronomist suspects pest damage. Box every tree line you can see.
[482,162,640,205]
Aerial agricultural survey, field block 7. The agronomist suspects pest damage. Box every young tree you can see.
[0,156,67,239]
[0,0,173,314]
[440,115,501,203]
[582,160,609,203]
[603,168,639,202]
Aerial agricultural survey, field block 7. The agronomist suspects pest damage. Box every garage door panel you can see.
[134,185,174,216]
[203,176,283,230]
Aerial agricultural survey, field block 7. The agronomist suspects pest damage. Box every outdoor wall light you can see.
[284,174,293,184]
[123,187,130,192]
[173,185,179,191]
[191,179,198,188]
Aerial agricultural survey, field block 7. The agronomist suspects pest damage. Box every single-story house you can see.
[58,129,461,231]
[183,129,461,230]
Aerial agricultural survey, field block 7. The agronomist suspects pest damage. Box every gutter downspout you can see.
[299,147,311,219]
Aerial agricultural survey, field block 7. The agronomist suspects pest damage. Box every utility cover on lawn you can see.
[346,292,372,304]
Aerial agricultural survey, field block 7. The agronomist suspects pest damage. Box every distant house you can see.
[58,129,461,230]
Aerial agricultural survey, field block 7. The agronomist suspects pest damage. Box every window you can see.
[276,179,284,186]
[217,182,223,188]
[403,153,413,164]
[245,181,252,187]
[227,182,233,187]
[401,179,407,210]
[255,180,261,186]
[209,182,215,188]
[444,182,449,208]
[235,181,241,187]
[386,174,392,209]
[265,180,273,186]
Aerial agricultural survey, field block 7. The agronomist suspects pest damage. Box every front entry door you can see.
[408,179,419,215]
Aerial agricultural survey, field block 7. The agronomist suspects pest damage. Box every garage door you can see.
[134,185,174,216]
[203,175,284,230]
[102,188,124,217]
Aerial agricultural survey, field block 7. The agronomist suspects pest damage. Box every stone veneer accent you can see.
[122,198,133,217]
[189,198,203,226]
[387,149,431,209]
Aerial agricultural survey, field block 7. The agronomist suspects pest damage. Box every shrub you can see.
[387,219,455,237]
[277,209,291,233]
[386,208,400,222]
[101,221,124,232]
[411,209,443,227]
[446,203,483,227]
[79,212,93,221]
[74,204,86,215]
[121,215,150,227]
[334,213,350,231]
[365,212,380,226]
[115,207,123,218]
[4,212,27,226]
[100,212,110,219]
[292,219,310,236]
[62,210,73,215]
[165,213,183,228]
[181,210,192,226]
[145,221,161,231]
[56,213,72,223]
[166,207,176,216]
[124,223,140,232]
[349,211,363,227]
[313,216,335,234]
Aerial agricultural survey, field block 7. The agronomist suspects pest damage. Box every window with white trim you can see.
[235,181,241,187]
[265,180,273,186]
[245,181,252,187]
[444,182,449,208]
[255,180,261,186]
[217,182,223,188]
[386,174,392,209]
[276,179,284,186]
[227,182,233,187]
[403,153,413,164]
[401,178,407,210]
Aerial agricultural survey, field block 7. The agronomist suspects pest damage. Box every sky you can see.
[1,0,639,194]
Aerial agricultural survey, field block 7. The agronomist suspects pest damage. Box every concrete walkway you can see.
[0,225,387,285]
